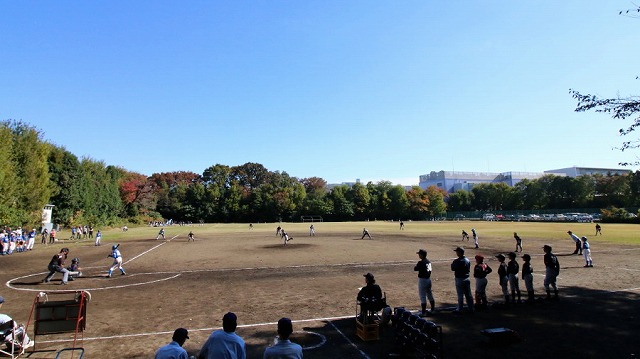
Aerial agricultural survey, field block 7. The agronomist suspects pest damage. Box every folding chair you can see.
[0,320,30,358]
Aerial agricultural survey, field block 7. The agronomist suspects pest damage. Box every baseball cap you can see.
[474,254,484,261]
[543,245,552,251]
[454,246,465,253]
[0,296,4,304]
[495,254,505,260]
[522,254,531,260]
[363,273,375,280]
[416,249,427,255]
[173,328,189,340]
[581,236,588,241]
[508,252,517,258]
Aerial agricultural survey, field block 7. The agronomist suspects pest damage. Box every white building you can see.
[419,167,631,193]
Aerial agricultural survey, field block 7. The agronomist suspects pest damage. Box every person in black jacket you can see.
[357,273,384,322]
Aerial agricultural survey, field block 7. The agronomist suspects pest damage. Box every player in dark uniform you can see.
[473,254,492,310]
[496,254,510,305]
[414,249,435,316]
[187,231,195,242]
[521,254,534,303]
[461,230,469,241]
[543,245,560,300]
[595,223,602,236]
[361,228,372,239]
[507,252,521,304]
[42,248,70,285]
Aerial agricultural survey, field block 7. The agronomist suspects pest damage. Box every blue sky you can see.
[2,1,639,185]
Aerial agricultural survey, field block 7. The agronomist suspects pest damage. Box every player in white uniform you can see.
[95,230,102,246]
[581,236,593,267]
[107,244,126,277]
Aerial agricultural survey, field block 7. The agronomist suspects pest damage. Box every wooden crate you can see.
[356,319,380,341]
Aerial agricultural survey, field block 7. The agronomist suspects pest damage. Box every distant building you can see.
[419,171,546,193]
[419,166,631,193]
[544,166,631,178]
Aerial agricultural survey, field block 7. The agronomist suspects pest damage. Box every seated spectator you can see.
[199,312,246,359]
[357,273,385,322]
[155,328,189,359]
[0,296,33,350]
[263,317,302,359]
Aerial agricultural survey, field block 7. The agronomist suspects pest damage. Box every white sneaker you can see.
[24,339,34,349]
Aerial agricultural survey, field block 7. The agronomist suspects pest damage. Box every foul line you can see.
[35,314,353,344]
[328,321,371,359]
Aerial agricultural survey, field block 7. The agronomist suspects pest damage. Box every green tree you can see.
[446,190,473,212]
[406,186,430,219]
[425,186,447,217]
[3,120,51,225]
[347,182,371,220]
[0,123,19,224]
[328,185,354,220]
[48,145,83,226]
[387,185,410,219]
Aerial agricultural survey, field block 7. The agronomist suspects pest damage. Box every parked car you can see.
[483,213,496,221]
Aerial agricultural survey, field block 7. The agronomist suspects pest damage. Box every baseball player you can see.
[66,257,83,280]
[276,226,281,236]
[595,223,602,236]
[567,230,582,255]
[507,252,522,304]
[309,224,315,236]
[27,228,36,250]
[188,231,195,242]
[473,254,492,310]
[471,228,479,249]
[94,230,102,246]
[461,230,469,241]
[543,245,560,300]
[43,248,70,284]
[156,228,166,240]
[514,232,523,252]
[107,244,126,277]
[414,249,435,316]
[521,254,534,303]
[281,230,292,246]
[496,254,510,305]
[581,236,593,267]
[361,228,372,239]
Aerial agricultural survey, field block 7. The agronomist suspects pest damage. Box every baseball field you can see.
[1,221,639,358]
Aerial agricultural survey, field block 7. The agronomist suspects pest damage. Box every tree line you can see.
[2,120,638,228]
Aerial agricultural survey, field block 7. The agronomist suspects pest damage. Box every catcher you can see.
[66,257,83,281]
[107,244,126,278]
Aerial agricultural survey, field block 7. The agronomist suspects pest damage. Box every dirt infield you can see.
[1,222,639,358]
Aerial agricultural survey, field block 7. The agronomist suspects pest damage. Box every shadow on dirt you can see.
[245,286,640,359]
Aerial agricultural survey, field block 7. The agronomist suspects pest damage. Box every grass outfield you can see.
[100,220,639,245]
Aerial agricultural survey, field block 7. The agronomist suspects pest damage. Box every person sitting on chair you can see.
[0,296,33,351]
[357,273,385,323]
